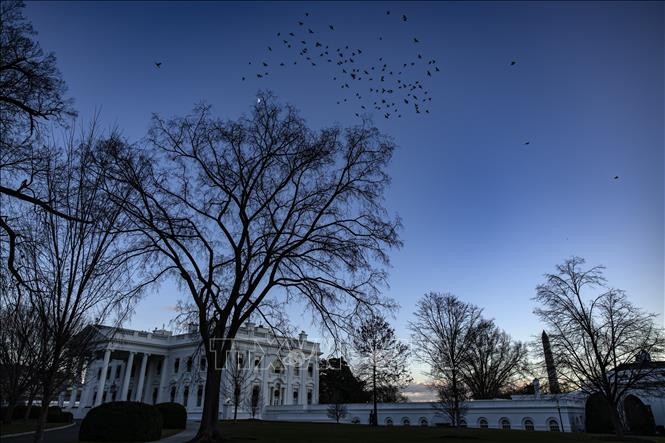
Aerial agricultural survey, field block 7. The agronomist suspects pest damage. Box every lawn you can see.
[215,421,665,443]
[0,419,70,436]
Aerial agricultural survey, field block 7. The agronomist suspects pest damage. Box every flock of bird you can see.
[241,10,446,120]
[153,12,622,182]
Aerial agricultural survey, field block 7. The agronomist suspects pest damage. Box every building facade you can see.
[65,324,321,420]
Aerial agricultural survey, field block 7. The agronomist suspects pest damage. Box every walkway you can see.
[3,422,79,443]
[160,421,198,443]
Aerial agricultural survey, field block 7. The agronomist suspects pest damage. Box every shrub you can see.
[79,402,163,442]
[155,402,187,429]
[47,408,73,423]
[11,405,43,420]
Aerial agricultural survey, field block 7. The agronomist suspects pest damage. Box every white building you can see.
[65,324,321,420]
[63,325,664,434]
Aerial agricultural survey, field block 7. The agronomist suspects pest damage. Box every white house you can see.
[64,323,321,420]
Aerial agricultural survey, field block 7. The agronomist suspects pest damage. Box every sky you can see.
[24,1,664,383]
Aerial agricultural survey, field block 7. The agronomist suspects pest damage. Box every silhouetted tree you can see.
[319,357,369,404]
[223,350,251,422]
[100,93,401,441]
[460,319,529,399]
[353,314,411,426]
[6,131,152,443]
[410,292,483,427]
[326,403,348,423]
[430,380,469,426]
[0,1,77,282]
[534,257,665,439]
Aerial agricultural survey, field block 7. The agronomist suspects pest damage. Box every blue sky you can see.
[25,1,663,361]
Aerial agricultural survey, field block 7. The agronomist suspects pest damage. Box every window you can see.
[186,357,193,372]
[152,387,158,404]
[170,386,176,403]
[274,360,283,374]
[174,358,180,373]
[183,386,190,406]
[200,357,206,371]
[385,418,393,426]
[479,418,488,429]
[293,389,299,402]
[115,365,122,379]
[254,356,261,368]
[402,418,410,426]
[501,418,511,430]
[420,418,429,427]
[156,360,162,376]
[197,385,203,407]
[307,388,312,405]
[308,363,313,377]
[459,420,467,428]
[549,419,560,432]
[524,419,534,431]
[237,353,244,369]
[294,365,300,376]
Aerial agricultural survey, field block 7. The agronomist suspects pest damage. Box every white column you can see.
[95,349,111,406]
[286,364,292,405]
[134,353,149,402]
[158,356,169,402]
[313,358,319,404]
[142,358,156,403]
[68,387,77,409]
[120,352,135,401]
[300,362,306,409]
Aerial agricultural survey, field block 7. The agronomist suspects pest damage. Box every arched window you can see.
[385,417,393,426]
[420,417,428,427]
[479,418,488,429]
[523,419,534,431]
[549,419,560,432]
[183,386,190,406]
[170,386,176,403]
[459,419,467,428]
[500,418,511,430]
[402,417,410,426]
[273,360,283,374]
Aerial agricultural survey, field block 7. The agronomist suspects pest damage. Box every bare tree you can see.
[353,313,411,426]
[6,130,152,443]
[223,350,252,422]
[460,319,529,399]
[0,280,41,423]
[534,257,665,439]
[430,380,469,426]
[409,292,483,427]
[245,384,261,420]
[100,93,401,441]
[326,402,348,424]
[0,1,77,282]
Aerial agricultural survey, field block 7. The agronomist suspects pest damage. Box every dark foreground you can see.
[216,421,665,443]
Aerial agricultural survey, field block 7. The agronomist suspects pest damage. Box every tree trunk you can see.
[372,363,377,426]
[31,400,49,443]
[188,363,223,443]
[609,403,625,440]
[3,400,16,424]
[233,399,238,423]
[23,394,34,421]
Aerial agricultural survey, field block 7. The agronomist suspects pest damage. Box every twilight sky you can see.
[25,1,663,366]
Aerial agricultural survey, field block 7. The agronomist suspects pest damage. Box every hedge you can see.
[79,402,163,442]
[155,402,187,429]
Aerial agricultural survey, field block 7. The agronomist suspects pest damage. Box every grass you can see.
[0,419,69,435]
[214,421,665,443]
[78,428,184,442]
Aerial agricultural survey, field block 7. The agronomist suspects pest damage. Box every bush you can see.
[79,402,163,442]
[47,408,73,423]
[155,402,187,429]
[10,405,43,420]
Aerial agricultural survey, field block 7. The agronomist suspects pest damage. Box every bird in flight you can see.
[329,25,334,30]
[613,175,620,180]
[386,10,390,15]
[511,60,516,66]
[414,38,419,43]
[524,141,530,145]
[154,62,162,68]
[402,14,407,21]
